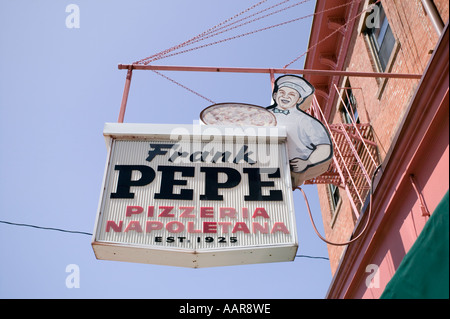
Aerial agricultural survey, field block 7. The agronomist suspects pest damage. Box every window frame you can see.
[341,87,360,125]
[328,183,342,228]
[364,3,396,72]
[359,0,401,99]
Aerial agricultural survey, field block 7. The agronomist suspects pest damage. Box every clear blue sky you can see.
[0,0,333,299]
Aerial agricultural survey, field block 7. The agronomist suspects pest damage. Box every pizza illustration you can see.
[200,103,277,126]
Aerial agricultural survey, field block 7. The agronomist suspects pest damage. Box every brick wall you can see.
[435,0,449,25]
[318,0,449,275]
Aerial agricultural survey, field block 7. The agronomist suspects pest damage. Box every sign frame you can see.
[92,123,298,268]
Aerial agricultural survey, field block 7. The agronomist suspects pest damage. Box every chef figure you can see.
[267,75,333,187]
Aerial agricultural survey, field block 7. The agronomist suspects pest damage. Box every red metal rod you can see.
[118,64,423,79]
[409,174,431,217]
[118,66,133,123]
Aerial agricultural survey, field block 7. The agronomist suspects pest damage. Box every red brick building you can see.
[303,0,448,298]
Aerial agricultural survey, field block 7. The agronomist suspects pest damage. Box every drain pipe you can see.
[421,0,445,35]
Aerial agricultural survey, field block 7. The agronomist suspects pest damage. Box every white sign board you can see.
[92,123,298,268]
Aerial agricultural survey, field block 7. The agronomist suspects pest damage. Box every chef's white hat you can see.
[275,75,314,98]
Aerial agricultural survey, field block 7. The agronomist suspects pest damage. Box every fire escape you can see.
[305,86,381,220]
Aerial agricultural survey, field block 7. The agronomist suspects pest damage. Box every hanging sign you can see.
[92,123,297,268]
[266,75,333,187]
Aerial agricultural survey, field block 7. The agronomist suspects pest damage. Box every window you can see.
[364,2,396,72]
[341,87,360,124]
[328,184,341,212]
